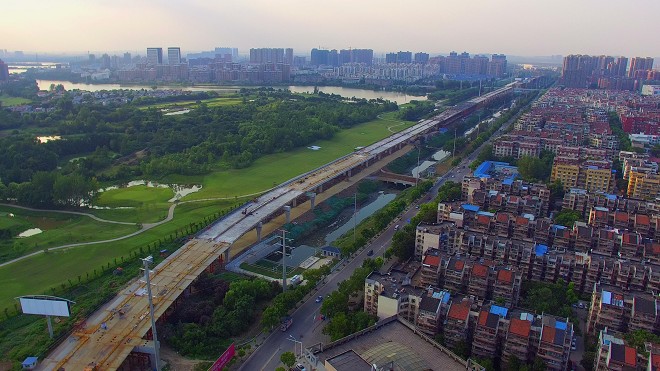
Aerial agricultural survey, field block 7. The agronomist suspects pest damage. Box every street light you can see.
[287,335,304,358]
[141,255,160,371]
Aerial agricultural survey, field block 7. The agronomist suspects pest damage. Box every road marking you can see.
[261,348,282,371]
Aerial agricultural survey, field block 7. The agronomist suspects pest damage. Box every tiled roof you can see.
[447,302,470,321]
[496,213,509,223]
[423,255,440,267]
[453,260,465,271]
[477,215,491,225]
[516,216,529,226]
[636,214,650,225]
[477,311,499,329]
[509,318,531,337]
[497,269,513,284]
[472,264,488,278]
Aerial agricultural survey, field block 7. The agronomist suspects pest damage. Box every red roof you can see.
[651,353,660,368]
[497,213,509,223]
[509,318,531,337]
[454,260,465,271]
[478,310,489,326]
[477,215,491,225]
[541,326,556,343]
[636,214,650,225]
[497,269,513,283]
[615,212,628,222]
[423,255,440,267]
[472,264,488,278]
[448,302,470,321]
[625,346,637,366]
[516,216,529,226]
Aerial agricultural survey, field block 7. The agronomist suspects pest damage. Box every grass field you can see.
[0,95,32,107]
[165,111,416,200]
[139,96,243,110]
[0,206,139,263]
[91,185,174,223]
[0,199,238,310]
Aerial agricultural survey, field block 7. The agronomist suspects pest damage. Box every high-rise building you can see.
[147,47,163,65]
[629,57,654,78]
[310,48,329,66]
[385,52,397,64]
[167,47,181,65]
[489,54,508,77]
[285,48,293,66]
[0,59,9,81]
[414,52,429,64]
[397,51,413,64]
[123,52,132,65]
[249,48,285,64]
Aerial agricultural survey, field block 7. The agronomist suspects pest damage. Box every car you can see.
[367,249,374,256]
[296,364,307,371]
[572,303,577,308]
[571,344,576,351]
[415,205,420,209]
[315,295,323,303]
[394,225,400,231]
[578,303,584,309]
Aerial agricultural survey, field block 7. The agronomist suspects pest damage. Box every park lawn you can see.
[0,205,140,263]
[138,96,242,110]
[0,199,237,310]
[167,113,416,200]
[0,95,32,107]
[90,185,174,223]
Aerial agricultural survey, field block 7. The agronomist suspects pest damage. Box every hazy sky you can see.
[3,0,659,57]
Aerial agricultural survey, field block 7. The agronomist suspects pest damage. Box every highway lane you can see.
[239,96,527,371]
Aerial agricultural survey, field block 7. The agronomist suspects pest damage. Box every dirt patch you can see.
[25,216,68,229]
[114,148,150,166]
[160,344,205,371]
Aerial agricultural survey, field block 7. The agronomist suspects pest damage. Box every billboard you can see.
[19,296,72,317]
[208,343,235,371]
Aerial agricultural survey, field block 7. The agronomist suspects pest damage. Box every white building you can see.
[641,84,660,96]
[168,47,181,65]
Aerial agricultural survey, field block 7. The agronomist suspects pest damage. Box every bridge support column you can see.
[134,340,160,370]
[283,206,292,224]
[309,193,316,209]
[292,198,297,207]
[223,249,230,265]
[256,222,263,242]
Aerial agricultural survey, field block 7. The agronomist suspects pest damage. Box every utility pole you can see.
[142,256,160,371]
[353,193,357,244]
[452,127,457,161]
[281,229,288,292]
[415,145,421,186]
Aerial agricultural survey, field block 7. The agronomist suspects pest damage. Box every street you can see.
[239,100,526,371]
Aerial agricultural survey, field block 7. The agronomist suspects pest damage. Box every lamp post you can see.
[141,256,160,371]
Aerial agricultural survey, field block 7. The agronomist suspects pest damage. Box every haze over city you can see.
[3,0,660,57]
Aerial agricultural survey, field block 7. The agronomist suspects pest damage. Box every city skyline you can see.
[2,0,660,57]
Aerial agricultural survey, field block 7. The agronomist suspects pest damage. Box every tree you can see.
[280,351,296,368]
[554,210,582,227]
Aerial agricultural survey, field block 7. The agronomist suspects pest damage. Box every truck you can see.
[280,316,293,331]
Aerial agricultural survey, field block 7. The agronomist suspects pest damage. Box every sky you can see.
[2,0,660,58]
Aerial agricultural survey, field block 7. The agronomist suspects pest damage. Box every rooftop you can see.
[314,317,468,371]
[325,350,372,371]
[509,318,532,337]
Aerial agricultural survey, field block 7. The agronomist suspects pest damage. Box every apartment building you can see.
[444,300,472,350]
[472,305,508,359]
[416,289,451,336]
[629,297,658,334]
[503,314,534,366]
[628,172,660,200]
[587,284,628,334]
[536,315,574,371]
[593,329,638,371]
[493,269,522,307]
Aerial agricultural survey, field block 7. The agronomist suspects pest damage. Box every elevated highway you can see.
[39,84,513,370]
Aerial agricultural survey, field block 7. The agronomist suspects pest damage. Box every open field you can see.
[0,205,139,263]
[138,96,243,110]
[91,185,174,223]
[0,199,238,310]
[165,112,416,200]
[0,95,32,106]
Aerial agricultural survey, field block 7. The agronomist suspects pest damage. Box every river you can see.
[35,80,425,105]
[324,193,396,245]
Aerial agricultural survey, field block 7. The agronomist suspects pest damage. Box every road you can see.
[239,96,529,371]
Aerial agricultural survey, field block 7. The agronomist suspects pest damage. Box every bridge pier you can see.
[283,206,291,224]
[133,340,160,370]
[256,222,263,242]
[309,192,316,209]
